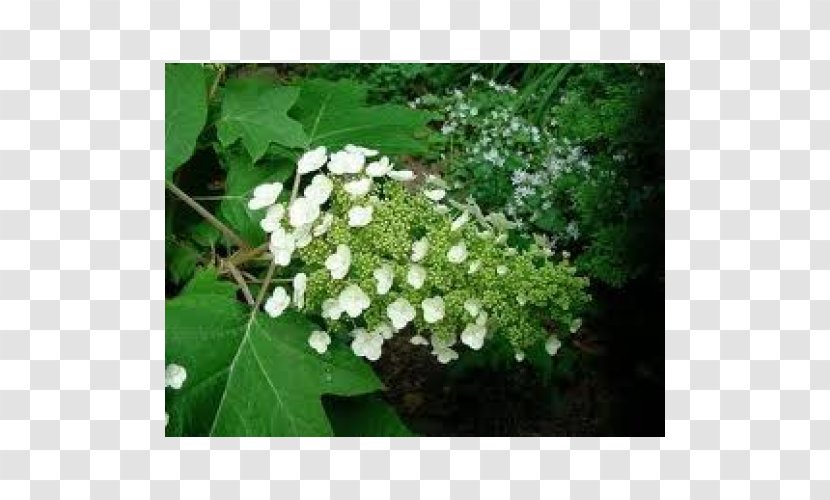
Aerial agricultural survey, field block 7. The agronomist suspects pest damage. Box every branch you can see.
[225,259,255,305]
[165,180,250,251]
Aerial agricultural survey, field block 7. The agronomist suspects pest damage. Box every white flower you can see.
[270,227,295,266]
[496,265,508,275]
[344,177,372,197]
[447,242,468,263]
[297,146,328,174]
[338,284,371,318]
[387,298,416,331]
[451,212,470,231]
[421,296,445,324]
[423,189,446,202]
[345,144,378,157]
[288,196,321,228]
[351,328,383,361]
[328,150,365,175]
[304,174,333,205]
[292,223,313,248]
[165,363,187,389]
[313,212,334,236]
[264,287,291,318]
[321,298,343,321]
[293,273,307,309]
[433,204,450,215]
[407,264,426,289]
[347,205,373,227]
[325,244,351,280]
[260,203,286,233]
[461,323,486,350]
[248,182,283,210]
[475,311,488,327]
[388,169,415,181]
[432,346,458,364]
[570,318,583,333]
[308,330,331,354]
[411,237,429,262]
[373,264,394,295]
[468,260,482,274]
[463,298,482,318]
[365,156,393,177]
[515,351,525,362]
[374,323,394,340]
[410,335,430,346]
[545,335,562,356]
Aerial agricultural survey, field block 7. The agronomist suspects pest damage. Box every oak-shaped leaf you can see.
[165,270,383,436]
[216,78,308,162]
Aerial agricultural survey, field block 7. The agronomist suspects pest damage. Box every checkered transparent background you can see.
[1,0,828,498]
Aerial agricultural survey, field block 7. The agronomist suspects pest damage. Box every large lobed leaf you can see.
[216,79,308,162]
[290,79,433,155]
[165,64,208,181]
[166,270,384,437]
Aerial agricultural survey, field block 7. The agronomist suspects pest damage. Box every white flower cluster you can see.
[504,138,597,239]
[248,145,571,365]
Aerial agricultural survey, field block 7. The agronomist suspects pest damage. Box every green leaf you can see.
[165,241,200,285]
[166,272,383,436]
[216,78,308,162]
[217,147,294,247]
[180,267,237,297]
[165,64,208,181]
[291,79,433,154]
[324,394,416,437]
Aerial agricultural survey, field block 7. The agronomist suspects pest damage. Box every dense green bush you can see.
[417,64,664,287]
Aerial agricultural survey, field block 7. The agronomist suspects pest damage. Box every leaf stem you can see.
[226,259,255,305]
[165,180,250,251]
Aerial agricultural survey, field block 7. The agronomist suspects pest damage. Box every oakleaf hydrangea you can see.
[248,145,590,364]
